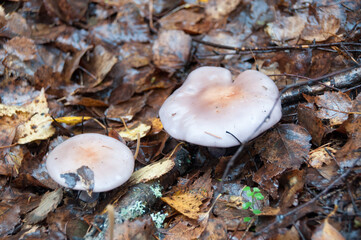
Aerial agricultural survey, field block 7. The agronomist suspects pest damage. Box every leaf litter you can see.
[0,1,361,239]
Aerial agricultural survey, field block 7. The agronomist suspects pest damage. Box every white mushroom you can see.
[46,133,134,192]
[159,66,282,147]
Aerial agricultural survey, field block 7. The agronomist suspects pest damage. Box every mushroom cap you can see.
[159,66,282,147]
[46,133,134,192]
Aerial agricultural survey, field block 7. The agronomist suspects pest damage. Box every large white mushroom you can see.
[46,133,134,192]
[159,66,282,147]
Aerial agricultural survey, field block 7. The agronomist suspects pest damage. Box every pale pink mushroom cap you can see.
[46,133,134,192]
[159,66,282,147]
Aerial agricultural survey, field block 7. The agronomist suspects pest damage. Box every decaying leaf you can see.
[24,188,63,225]
[164,213,210,240]
[314,92,352,126]
[128,157,175,186]
[4,36,37,61]
[298,103,327,146]
[335,93,361,168]
[162,171,212,220]
[311,219,345,240]
[309,146,336,168]
[118,121,151,141]
[152,30,192,73]
[254,124,312,169]
[106,217,156,240]
[0,88,55,144]
[0,203,21,236]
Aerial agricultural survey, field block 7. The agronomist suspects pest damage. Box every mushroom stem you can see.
[106,204,115,240]
[134,133,140,160]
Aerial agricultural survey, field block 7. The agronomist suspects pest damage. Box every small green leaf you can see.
[255,193,264,200]
[253,209,262,215]
[246,191,254,197]
[244,217,251,222]
[242,202,252,209]
[244,186,251,193]
[253,187,261,192]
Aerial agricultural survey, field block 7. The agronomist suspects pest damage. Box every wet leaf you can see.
[311,219,345,240]
[105,94,149,122]
[254,124,312,169]
[314,91,352,126]
[0,203,20,236]
[298,103,327,146]
[309,146,336,168]
[162,171,212,220]
[4,36,36,61]
[152,30,192,73]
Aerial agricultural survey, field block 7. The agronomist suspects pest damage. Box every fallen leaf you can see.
[162,170,212,220]
[298,103,326,146]
[309,146,336,168]
[24,188,63,225]
[106,217,156,240]
[0,203,20,236]
[314,91,352,126]
[117,121,151,141]
[4,36,36,61]
[55,116,93,126]
[152,30,192,73]
[128,157,175,186]
[311,219,345,240]
[0,88,55,144]
[254,124,312,169]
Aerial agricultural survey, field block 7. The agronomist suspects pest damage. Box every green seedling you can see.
[242,186,264,222]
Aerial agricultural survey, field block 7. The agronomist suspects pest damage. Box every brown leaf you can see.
[106,217,156,240]
[165,212,210,240]
[311,219,345,240]
[309,146,336,168]
[314,91,352,126]
[105,94,149,122]
[81,45,117,88]
[279,170,305,208]
[119,42,152,68]
[301,4,344,42]
[43,0,89,24]
[298,103,326,146]
[253,163,283,199]
[4,36,36,61]
[254,124,312,169]
[152,30,192,73]
[65,95,108,107]
[109,83,135,105]
[335,93,361,168]
[0,203,20,236]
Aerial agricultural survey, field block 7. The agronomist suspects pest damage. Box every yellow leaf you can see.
[0,89,55,144]
[162,190,206,220]
[118,122,151,141]
[128,157,175,186]
[55,116,93,125]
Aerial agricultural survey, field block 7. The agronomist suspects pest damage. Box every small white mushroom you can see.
[46,133,134,192]
[159,66,282,147]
